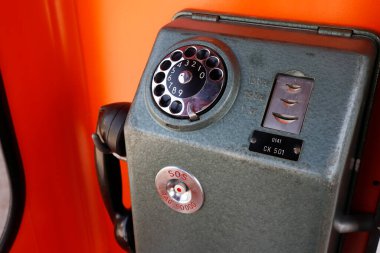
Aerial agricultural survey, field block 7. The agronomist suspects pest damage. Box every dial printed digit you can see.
[166,59,206,98]
[151,45,226,119]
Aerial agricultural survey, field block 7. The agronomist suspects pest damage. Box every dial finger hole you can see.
[206,56,219,68]
[169,101,183,114]
[160,60,171,71]
[209,68,223,81]
[159,95,171,107]
[184,47,197,58]
[170,51,183,61]
[154,72,165,83]
[196,49,210,60]
[153,84,165,96]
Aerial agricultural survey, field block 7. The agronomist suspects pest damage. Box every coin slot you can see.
[272,112,299,124]
[154,72,165,83]
[170,51,183,61]
[281,98,298,106]
[286,83,302,92]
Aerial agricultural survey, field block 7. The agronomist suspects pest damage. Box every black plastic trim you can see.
[0,72,26,252]
[93,102,135,252]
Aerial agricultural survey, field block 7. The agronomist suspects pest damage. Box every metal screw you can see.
[293,146,301,155]
[250,137,257,144]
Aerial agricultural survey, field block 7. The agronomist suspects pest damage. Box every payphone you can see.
[93,11,380,252]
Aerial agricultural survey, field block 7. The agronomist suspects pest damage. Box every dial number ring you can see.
[151,45,226,119]
[167,60,206,98]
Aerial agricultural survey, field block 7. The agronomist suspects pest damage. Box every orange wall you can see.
[1,0,380,252]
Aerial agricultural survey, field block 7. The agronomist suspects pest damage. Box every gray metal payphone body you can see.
[95,11,380,253]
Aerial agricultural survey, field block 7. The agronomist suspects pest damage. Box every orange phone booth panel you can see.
[1,0,380,252]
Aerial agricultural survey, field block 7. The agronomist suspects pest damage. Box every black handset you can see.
[92,103,134,252]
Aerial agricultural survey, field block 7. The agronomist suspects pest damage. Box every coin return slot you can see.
[262,73,314,134]
[272,112,299,124]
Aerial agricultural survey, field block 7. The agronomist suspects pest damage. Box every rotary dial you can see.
[151,45,226,120]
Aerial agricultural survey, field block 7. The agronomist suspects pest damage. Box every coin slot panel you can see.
[262,74,314,134]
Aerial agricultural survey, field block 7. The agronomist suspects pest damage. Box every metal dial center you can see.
[178,70,193,84]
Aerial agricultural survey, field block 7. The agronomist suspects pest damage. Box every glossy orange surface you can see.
[1,0,380,252]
